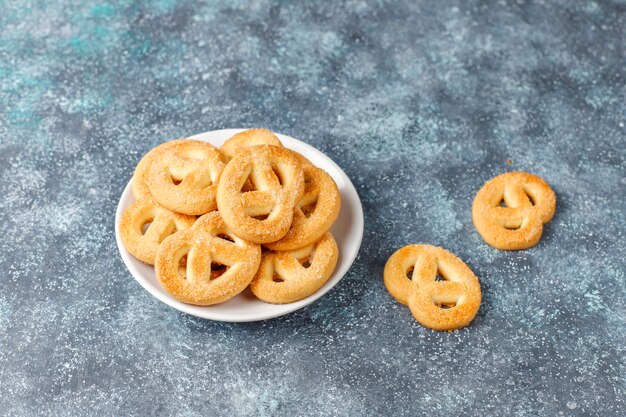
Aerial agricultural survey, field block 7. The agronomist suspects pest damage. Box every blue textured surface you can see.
[1,1,625,415]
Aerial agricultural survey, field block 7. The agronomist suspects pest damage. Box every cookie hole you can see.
[525,191,536,206]
[435,273,446,282]
[498,199,506,207]
[241,177,257,192]
[210,262,228,280]
[253,213,270,221]
[406,267,414,280]
[171,175,183,186]
[271,165,283,186]
[272,273,284,283]
[301,202,317,218]
[503,224,521,230]
[303,181,316,195]
[141,220,153,235]
[436,303,456,309]
[178,254,188,279]
[217,233,235,243]
[298,256,312,268]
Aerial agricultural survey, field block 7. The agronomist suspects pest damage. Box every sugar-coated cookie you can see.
[384,244,481,331]
[264,154,340,251]
[216,145,304,243]
[148,140,225,215]
[120,198,196,265]
[155,212,261,305]
[251,233,338,304]
[472,172,556,250]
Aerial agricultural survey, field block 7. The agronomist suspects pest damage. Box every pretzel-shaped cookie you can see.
[250,232,338,304]
[131,139,186,200]
[220,129,283,161]
[265,155,340,251]
[155,212,261,305]
[220,129,284,192]
[217,145,305,243]
[384,244,481,331]
[148,140,225,215]
[472,172,556,250]
[119,199,196,265]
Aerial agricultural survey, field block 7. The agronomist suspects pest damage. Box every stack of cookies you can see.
[120,129,341,306]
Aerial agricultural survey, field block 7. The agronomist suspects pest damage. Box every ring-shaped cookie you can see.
[216,145,305,243]
[384,244,481,331]
[119,198,196,265]
[219,128,283,161]
[148,140,225,215]
[472,172,556,250]
[250,232,338,304]
[155,212,261,305]
[264,155,340,251]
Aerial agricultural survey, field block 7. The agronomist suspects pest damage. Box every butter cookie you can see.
[251,233,338,304]
[155,212,261,305]
[265,155,340,251]
[120,198,195,265]
[148,140,225,215]
[384,244,481,331]
[216,145,304,243]
[472,172,556,250]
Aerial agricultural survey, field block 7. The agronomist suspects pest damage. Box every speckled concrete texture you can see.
[1,0,625,415]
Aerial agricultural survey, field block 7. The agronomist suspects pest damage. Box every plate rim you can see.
[114,128,364,322]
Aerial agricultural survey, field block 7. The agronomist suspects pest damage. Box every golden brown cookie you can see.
[148,140,225,215]
[219,128,283,161]
[264,155,340,251]
[472,172,556,250]
[119,199,196,265]
[384,244,481,331]
[250,232,338,304]
[216,145,305,243]
[131,139,186,200]
[155,212,261,305]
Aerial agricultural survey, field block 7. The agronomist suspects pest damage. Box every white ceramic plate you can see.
[115,129,364,322]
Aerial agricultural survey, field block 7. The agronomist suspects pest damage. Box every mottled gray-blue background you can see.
[1,0,625,416]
